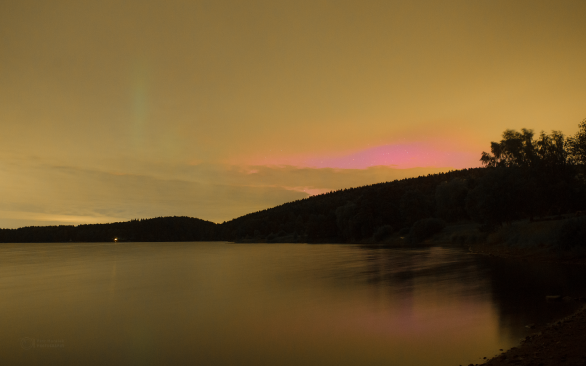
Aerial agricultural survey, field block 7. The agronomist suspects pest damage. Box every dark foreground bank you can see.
[477,303,586,366]
[464,244,586,366]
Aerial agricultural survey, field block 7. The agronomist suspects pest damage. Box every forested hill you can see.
[0,168,483,243]
[0,164,582,244]
[222,121,586,243]
[3,120,586,244]
[0,216,217,243]
[218,168,486,242]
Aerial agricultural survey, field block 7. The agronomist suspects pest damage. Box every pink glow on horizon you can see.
[246,142,482,170]
[284,187,332,196]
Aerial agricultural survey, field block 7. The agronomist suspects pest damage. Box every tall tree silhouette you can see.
[480,129,537,168]
[567,118,586,166]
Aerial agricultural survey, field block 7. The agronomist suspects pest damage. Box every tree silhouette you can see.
[466,168,529,227]
[567,118,586,166]
[400,189,432,227]
[480,129,536,168]
[435,179,468,222]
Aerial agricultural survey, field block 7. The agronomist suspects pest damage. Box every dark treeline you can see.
[220,119,586,242]
[2,119,586,244]
[219,168,485,242]
[0,217,217,243]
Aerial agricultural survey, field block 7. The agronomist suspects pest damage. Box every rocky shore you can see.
[463,243,586,366]
[476,303,586,366]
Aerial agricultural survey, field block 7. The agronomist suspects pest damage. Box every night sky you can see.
[1,0,585,227]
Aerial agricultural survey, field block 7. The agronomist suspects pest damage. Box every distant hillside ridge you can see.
[0,216,217,243]
[219,168,488,243]
[0,169,485,243]
[222,123,586,244]
[2,162,584,244]
[4,115,586,246]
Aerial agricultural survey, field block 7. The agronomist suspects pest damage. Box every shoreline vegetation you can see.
[3,120,586,364]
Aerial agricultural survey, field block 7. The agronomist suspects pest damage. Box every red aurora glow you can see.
[248,142,482,170]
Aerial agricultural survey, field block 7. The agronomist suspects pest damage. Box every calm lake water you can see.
[1,242,585,366]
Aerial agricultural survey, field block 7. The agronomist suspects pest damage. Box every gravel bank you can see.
[462,244,586,366]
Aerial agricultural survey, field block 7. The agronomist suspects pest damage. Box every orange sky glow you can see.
[1,0,585,227]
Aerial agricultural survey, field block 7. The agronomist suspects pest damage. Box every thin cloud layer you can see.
[0,156,450,228]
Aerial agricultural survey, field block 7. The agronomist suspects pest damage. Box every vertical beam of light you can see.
[131,61,150,150]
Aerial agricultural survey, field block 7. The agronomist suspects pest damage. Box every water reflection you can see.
[479,255,586,340]
[0,243,584,366]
